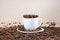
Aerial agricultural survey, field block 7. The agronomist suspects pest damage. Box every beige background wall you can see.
[0,0,60,27]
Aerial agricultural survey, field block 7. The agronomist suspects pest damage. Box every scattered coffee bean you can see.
[8,23,11,25]
[19,22,20,24]
[13,22,17,24]
[1,22,5,24]
[51,22,56,26]
[46,22,50,24]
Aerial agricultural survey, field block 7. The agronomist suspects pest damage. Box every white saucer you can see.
[17,28,44,33]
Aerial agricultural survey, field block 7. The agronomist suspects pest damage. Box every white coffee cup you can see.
[23,15,42,30]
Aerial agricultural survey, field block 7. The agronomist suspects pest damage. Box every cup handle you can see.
[38,18,42,27]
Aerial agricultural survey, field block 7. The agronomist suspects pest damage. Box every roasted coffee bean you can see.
[46,22,50,24]
[19,22,20,24]
[13,22,17,24]
[15,34,20,38]
[51,22,56,26]
[8,23,11,25]
[1,22,5,24]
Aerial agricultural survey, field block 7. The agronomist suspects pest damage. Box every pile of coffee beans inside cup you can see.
[23,15,38,18]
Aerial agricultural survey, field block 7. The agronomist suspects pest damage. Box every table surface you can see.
[0,25,60,40]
